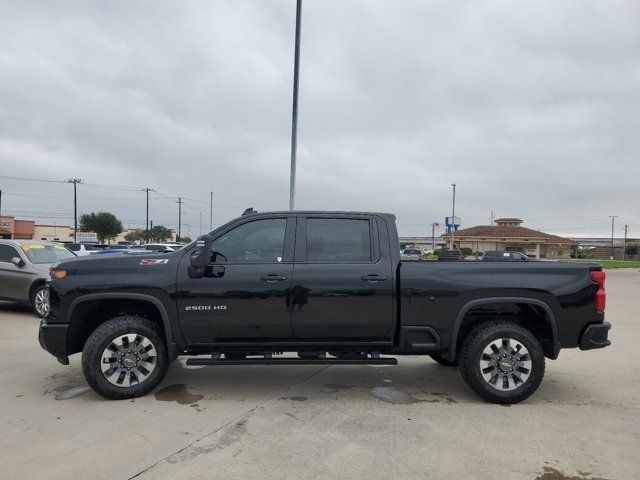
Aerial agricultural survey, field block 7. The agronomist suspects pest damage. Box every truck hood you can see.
[53,251,184,276]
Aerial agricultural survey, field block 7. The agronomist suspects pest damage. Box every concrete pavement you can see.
[1,269,639,480]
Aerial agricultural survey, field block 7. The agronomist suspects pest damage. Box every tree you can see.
[149,225,173,243]
[79,212,123,243]
[177,236,192,243]
[124,231,143,244]
[626,243,639,256]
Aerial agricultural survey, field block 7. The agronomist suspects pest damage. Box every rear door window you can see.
[306,218,372,262]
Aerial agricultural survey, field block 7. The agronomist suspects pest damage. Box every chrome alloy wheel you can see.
[34,288,50,316]
[100,333,157,387]
[480,338,532,391]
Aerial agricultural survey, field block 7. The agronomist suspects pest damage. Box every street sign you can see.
[77,232,98,243]
[445,216,461,227]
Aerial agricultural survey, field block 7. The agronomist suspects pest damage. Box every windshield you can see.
[22,244,76,264]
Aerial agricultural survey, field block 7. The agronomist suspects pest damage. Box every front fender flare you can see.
[65,292,179,360]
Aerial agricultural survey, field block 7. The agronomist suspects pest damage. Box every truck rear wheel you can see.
[82,315,169,400]
[459,322,545,404]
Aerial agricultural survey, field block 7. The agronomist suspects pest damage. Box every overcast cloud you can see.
[0,0,639,238]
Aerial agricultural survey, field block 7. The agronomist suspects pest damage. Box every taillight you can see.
[590,270,606,312]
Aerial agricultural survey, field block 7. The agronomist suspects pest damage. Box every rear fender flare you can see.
[447,297,559,360]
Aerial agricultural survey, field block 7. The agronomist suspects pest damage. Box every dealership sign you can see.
[77,232,98,243]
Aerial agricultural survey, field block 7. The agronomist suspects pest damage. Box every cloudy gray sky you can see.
[1,0,639,238]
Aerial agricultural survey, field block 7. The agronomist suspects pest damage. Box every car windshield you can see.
[21,244,76,264]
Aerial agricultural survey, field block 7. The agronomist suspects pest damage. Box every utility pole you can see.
[143,188,152,244]
[177,197,183,241]
[199,211,203,236]
[449,183,456,250]
[623,224,628,261]
[209,191,213,230]
[431,222,436,251]
[608,215,617,260]
[67,179,82,242]
[490,210,494,225]
[289,0,302,211]
[150,220,153,243]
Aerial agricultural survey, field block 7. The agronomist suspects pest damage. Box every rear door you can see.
[290,215,394,341]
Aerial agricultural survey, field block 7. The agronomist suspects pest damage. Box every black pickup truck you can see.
[39,210,611,404]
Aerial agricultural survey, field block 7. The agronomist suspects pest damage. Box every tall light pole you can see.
[289,0,302,211]
[209,191,213,230]
[67,179,82,242]
[449,183,456,250]
[609,215,617,260]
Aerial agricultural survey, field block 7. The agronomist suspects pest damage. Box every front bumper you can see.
[38,321,70,365]
[579,322,611,350]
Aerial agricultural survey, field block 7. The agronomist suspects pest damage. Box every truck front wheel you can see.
[82,316,169,400]
[459,322,545,404]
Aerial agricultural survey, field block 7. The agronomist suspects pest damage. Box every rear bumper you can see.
[579,322,611,350]
[38,321,69,365]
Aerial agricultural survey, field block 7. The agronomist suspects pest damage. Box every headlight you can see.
[50,268,67,279]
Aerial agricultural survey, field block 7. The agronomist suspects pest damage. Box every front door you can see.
[176,216,295,344]
[290,216,394,342]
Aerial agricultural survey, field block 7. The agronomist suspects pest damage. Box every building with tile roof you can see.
[442,218,577,258]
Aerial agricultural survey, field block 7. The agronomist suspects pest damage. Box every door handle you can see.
[361,274,387,282]
[261,274,288,283]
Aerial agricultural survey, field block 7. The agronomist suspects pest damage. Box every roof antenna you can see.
[242,208,256,216]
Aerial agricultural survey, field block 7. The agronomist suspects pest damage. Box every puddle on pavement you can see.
[154,384,203,405]
[535,466,610,480]
[54,386,91,400]
[370,386,423,404]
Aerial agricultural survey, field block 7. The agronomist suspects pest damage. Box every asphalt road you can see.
[1,269,639,480]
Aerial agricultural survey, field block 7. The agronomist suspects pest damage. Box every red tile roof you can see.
[442,225,577,244]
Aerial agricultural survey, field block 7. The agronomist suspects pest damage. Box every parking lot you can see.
[0,269,638,480]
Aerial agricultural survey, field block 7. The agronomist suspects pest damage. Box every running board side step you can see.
[186,357,398,366]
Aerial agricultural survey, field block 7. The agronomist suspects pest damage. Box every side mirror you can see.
[11,257,25,267]
[188,235,211,278]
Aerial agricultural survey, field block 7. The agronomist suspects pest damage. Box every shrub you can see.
[460,247,473,256]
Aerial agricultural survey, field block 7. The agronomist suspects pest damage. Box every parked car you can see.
[400,248,426,261]
[483,251,532,262]
[438,249,463,261]
[39,210,610,404]
[66,243,100,256]
[92,245,132,255]
[144,243,184,253]
[0,240,76,317]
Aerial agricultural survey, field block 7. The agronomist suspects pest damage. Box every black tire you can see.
[429,353,459,367]
[30,284,49,318]
[459,322,545,404]
[82,315,169,400]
